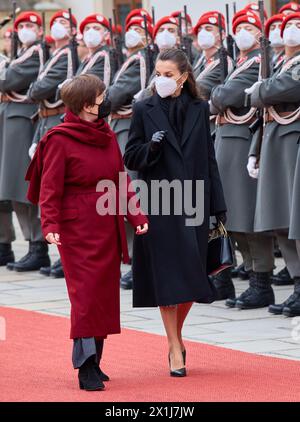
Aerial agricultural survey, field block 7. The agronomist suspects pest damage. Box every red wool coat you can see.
[26,110,148,339]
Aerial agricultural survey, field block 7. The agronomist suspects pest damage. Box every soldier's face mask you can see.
[283,24,300,46]
[51,22,69,40]
[125,29,143,48]
[234,28,256,51]
[18,28,37,45]
[156,30,177,50]
[83,28,104,48]
[197,29,215,50]
[269,27,284,47]
[155,73,187,98]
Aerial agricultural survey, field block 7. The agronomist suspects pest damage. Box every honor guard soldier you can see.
[0,11,51,271]
[108,17,153,289]
[28,10,78,151]
[265,14,285,70]
[153,16,180,51]
[77,14,114,85]
[248,12,300,317]
[193,12,234,101]
[211,12,276,308]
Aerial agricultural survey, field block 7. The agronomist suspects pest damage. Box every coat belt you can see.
[216,115,257,126]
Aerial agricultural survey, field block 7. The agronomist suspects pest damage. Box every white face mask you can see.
[51,22,68,41]
[283,24,300,46]
[18,28,37,45]
[234,28,256,51]
[83,28,104,48]
[269,27,284,47]
[197,29,215,50]
[125,29,143,48]
[155,30,177,50]
[155,75,182,98]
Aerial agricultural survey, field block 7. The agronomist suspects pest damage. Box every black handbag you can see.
[207,221,234,276]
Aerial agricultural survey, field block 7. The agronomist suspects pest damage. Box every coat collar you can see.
[146,93,203,155]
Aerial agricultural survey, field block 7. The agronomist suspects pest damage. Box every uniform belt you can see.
[216,115,257,126]
[0,94,11,103]
[264,110,300,123]
[110,112,133,120]
[39,105,65,118]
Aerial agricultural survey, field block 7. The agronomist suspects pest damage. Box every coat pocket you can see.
[60,208,78,222]
[278,125,300,144]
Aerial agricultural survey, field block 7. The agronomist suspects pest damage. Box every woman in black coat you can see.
[124,48,226,377]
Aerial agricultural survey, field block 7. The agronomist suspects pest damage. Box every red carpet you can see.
[0,306,299,402]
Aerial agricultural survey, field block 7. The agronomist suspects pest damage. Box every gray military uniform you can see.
[0,43,44,242]
[211,49,274,273]
[250,52,300,278]
[76,45,113,84]
[29,45,73,145]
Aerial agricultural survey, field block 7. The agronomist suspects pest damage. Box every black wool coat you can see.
[124,93,227,307]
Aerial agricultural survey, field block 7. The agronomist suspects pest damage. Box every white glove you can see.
[28,143,37,159]
[244,81,262,95]
[247,156,259,179]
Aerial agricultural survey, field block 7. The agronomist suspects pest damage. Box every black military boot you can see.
[14,241,50,272]
[235,272,275,309]
[212,268,236,301]
[78,355,105,391]
[282,278,300,317]
[225,271,255,308]
[271,267,294,286]
[120,269,133,290]
[50,259,64,278]
[40,258,62,276]
[0,243,15,267]
[95,339,109,382]
[6,242,32,271]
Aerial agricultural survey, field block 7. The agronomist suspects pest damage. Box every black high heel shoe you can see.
[182,349,186,366]
[168,353,186,377]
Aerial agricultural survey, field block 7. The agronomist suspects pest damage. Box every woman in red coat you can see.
[25,74,148,391]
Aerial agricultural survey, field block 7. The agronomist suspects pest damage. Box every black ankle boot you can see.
[282,278,300,317]
[0,243,14,267]
[95,339,109,382]
[50,259,65,278]
[236,272,275,309]
[212,268,236,301]
[78,356,105,391]
[14,241,50,272]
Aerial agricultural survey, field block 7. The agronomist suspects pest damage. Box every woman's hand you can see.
[45,232,61,245]
[136,223,148,235]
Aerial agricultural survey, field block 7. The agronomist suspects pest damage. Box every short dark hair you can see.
[60,74,106,115]
[156,48,200,99]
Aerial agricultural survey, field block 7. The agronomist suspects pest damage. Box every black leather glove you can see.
[215,212,227,226]
[150,130,167,152]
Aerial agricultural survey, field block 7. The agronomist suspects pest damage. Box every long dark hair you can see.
[155,48,200,99]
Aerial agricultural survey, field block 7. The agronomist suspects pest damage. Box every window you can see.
[114,0,143,27]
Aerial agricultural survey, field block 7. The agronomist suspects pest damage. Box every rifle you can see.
[249,0,270,156]
[182,5,193,62]
[225,4,235,59]
[68,8,79,75]
[11,1,19,61]
[151,6,156,26]
[0,6,21,29]
[218,13,228,84]
[143,15,155,81]
[108,17,119,79]
[233,2,237,14]
[113,9,124,68]
[40,12,50,64]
